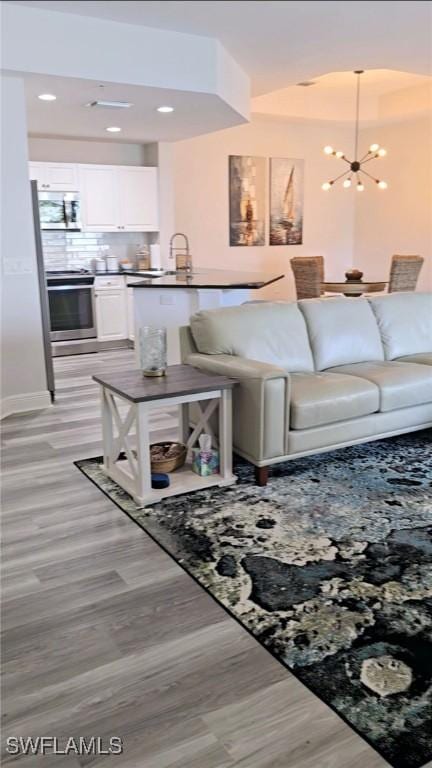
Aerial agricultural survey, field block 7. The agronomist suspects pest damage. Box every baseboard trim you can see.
[1,390,52,419]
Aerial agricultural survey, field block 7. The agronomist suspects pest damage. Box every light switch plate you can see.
[3,259,34,275]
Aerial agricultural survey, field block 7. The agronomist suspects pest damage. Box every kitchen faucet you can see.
[169,233,192,273]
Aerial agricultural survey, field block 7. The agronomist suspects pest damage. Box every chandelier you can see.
[322,70,387,192]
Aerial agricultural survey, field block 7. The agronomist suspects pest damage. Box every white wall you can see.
[354,115,432,291]
[171,115,356,299]
[158,143,176,267]
[2,3,249,121]
[28,137,148,166]
[1,76,51,418]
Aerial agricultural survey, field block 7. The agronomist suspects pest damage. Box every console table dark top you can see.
[93,364,237,403]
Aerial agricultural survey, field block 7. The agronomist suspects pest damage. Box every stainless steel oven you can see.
[39,191,81,230]
[47,272,96,341]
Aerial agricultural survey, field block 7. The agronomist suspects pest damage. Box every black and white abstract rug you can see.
[76,430,432,768]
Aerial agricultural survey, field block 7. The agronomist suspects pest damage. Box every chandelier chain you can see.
[354,71,361,161]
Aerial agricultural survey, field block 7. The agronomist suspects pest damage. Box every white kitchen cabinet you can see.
[117,167,158,232]
[94,287,128,341]
[79,165,119,232]
[125,275,147,341]
[29,162,79,191]
[127,288,135,341]
[79,164,158,233]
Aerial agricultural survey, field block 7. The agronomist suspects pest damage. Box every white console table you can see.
[93,365,238,507]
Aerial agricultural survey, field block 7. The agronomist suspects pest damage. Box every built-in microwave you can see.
[38,190,81,231]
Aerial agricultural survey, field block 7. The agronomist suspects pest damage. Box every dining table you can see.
[321,280,387,297]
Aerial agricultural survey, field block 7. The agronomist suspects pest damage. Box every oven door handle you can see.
[48,285,93,291]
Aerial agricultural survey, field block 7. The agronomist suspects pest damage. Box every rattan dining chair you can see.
[388,255,424,293]
[290,256,324,300]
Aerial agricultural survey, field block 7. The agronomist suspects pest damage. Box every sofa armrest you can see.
[187,352,288,379]
[186,353,290,463]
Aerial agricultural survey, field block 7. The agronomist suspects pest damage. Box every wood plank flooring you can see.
[1,349,424,768]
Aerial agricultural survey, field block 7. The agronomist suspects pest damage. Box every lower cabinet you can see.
[127,288,135,341]
[95,288,128,341]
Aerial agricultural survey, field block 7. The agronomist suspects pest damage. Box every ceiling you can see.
[8,0,432,96]
[23,74,244,142]
[252,70,432,122]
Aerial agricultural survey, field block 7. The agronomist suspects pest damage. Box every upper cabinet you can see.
[79,165,159,233]
[79,165,118,233]
[117,167,158,232]
[29,162,79,192]
[28,161,159,233]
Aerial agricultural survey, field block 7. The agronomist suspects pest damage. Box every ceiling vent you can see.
[86,100,133,109]
[296,81,316,87]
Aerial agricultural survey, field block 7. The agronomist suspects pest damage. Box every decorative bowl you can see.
[345,269,364,282]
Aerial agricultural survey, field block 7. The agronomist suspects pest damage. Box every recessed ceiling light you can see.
[38,93,57,101]
[157,106,174,113]
[106,126,122,133]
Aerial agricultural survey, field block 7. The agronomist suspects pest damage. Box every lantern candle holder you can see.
[139,327,167,377]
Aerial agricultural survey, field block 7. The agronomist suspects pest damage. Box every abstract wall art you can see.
[229,155,265,246]
[270,158,304,245]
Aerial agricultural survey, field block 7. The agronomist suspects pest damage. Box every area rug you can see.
[76,430,432,768]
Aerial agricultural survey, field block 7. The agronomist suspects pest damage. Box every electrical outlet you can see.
[160,295,174,306]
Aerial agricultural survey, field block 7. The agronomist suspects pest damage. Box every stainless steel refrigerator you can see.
[31,180,55,401]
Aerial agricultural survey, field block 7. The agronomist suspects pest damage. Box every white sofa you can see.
[180,292,432,485]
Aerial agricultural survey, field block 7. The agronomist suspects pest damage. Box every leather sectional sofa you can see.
[180,292,432,485]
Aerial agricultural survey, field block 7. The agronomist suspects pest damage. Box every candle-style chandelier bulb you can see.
[321,72,388,193]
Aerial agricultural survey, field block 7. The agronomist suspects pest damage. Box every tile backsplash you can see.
[42,231,157,271]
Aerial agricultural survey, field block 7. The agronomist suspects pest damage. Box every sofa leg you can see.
[255,466,269,486]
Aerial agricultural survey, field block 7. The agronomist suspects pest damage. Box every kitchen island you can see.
[129,269,284,364]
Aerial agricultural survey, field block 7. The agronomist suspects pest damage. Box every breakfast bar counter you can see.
[129,269,284,364]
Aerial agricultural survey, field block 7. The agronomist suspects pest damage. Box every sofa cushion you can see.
[396,353,432,366]
[299,297,384,371]
[368,292,432,360]
[290,372,379,429]
[190,302,314,372]
[329,361,432,412]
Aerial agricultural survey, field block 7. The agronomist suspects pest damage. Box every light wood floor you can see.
[1,349,424,768]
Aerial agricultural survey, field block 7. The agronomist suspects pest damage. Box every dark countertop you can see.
[127,269,285,290]
[92,270,164,277]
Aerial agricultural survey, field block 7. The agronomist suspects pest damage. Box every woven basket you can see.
[150,442,187,473]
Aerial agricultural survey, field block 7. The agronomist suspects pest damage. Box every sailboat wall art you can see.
[229,155,266,246]
[270,158,304,245]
